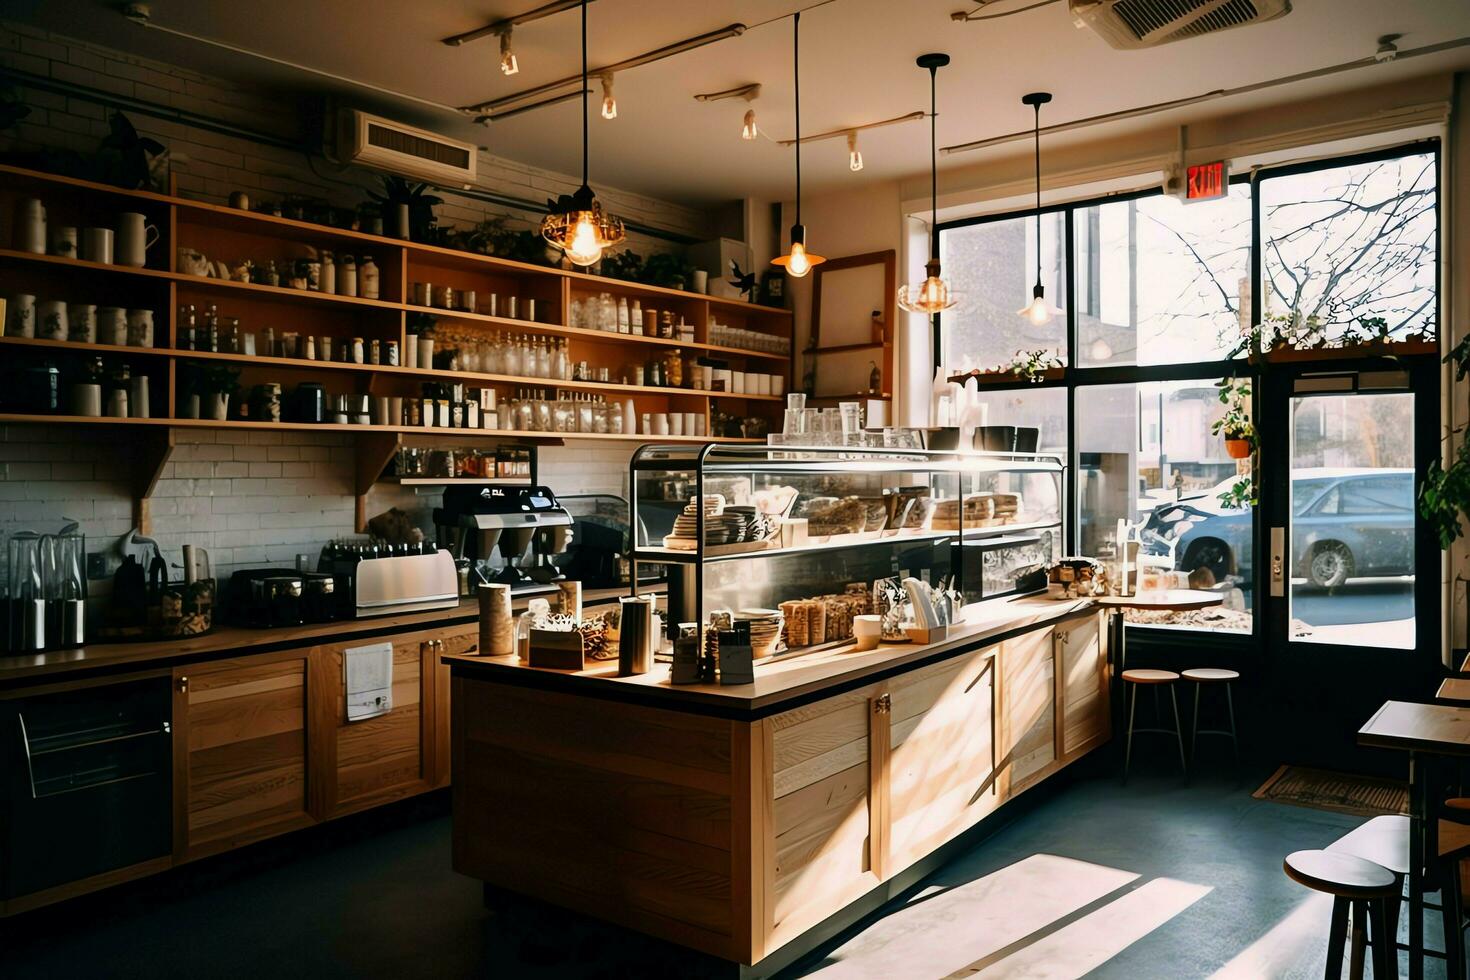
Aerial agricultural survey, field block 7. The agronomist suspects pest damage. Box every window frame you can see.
[932,138,1442,648]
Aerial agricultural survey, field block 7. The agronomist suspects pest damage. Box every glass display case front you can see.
[629,443,1066,662]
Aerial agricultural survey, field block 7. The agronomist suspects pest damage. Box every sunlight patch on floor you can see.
[1207,891,1338,979]
[959,876,1212,978]
[805,854,1140,978]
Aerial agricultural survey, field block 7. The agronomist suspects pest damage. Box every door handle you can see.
[176,675,189,693]
[1269,526,1285,598]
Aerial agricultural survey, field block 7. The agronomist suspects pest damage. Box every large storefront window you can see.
[935,141,1438,642]
[1075,188,1252,367]
[939,212,1067,372]
[1261,151,1437,343]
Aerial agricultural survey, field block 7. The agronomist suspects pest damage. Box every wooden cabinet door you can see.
[1056,613,1109,761]
[173,652,313,861]
[431,625,478,787]
[326,636,433,816]
[767,682,884,951]
[998,627,1057,800]
[887,645,998,875]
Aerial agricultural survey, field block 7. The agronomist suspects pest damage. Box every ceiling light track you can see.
[441,0,592,47]
[460,24,747,114]
[775,111,925,147]
[693,83,762,103]
[474,88,589,126]
[941,32,1470,156]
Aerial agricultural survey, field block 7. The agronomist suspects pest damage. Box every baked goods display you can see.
[798,496,869,536]
[779,584,871,648]
[738,608,784,658]
[931,492,1024,530]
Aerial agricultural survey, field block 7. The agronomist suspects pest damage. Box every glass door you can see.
[1260,362,1442,704]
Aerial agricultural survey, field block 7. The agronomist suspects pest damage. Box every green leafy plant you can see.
[1419,339,1470,549]
[1211,377,1255,444]
[642,252,693,290]
[368,176,442,242]
[94,112,167,190]
[407,312,437,336]
[1217,477,1256,510]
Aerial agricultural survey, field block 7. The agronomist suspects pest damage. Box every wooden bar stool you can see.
[1121,668,1186,782]
[1283,849,1398,979]
[1182,667,1239,764]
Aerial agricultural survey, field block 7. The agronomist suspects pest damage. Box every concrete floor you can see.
[2,758,1445,979]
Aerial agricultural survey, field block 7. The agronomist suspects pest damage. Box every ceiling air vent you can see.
[336,109,477,188]
[1070,0,1291,49]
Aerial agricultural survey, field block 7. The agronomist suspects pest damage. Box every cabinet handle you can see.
[873,694,892,715]
[177,675,188,693]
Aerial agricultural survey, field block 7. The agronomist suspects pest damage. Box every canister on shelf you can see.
[351,337,365,364]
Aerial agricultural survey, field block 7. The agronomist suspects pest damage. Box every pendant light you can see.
[897,53,959,315]
[1018,91,1060,326]
[771,12,824,279]
[540,0,625,267]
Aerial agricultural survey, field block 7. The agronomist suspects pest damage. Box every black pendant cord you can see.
[793,12,801,228]
[1032,101,1041,287]
[929,66,938,262]
[581,0,589,189]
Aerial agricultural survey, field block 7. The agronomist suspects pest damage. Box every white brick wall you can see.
[0,21,662,579]
[0,423,633,585]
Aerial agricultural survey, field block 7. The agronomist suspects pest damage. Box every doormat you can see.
[1253,765,1409,817]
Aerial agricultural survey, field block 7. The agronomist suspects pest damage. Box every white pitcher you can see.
[115,213,158,267]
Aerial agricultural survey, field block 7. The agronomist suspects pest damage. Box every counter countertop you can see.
[0,584,645,684]
[444,593,1097,718]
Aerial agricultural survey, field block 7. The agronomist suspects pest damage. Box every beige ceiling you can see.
[8,0,1470,206]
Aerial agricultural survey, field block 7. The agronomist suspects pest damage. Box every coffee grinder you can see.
[434,486,573,589]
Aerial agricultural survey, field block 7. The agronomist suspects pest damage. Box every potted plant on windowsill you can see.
[1211,377,1256,460]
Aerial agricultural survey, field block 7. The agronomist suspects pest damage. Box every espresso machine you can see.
[434,485,574,590]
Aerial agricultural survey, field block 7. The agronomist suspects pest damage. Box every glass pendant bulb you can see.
[540,1,624,266]
[773,224,824,279]
[742,109,757,140]
[847,132,863,172]
[899,54,959,317]
[899,259,959,314]
[499,30,519,76]
[600,74,617,119]
[1018,282,1058,326]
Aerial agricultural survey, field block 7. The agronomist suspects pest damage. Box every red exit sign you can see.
[1184,160,1229,202]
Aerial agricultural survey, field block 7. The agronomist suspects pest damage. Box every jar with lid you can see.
[359,256,380,299]
[658,311,677,339]
[338,255,357,297]
[664,349,684,387]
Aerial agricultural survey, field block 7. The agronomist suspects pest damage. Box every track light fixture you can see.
[847,131,863,172]
[499,29,519,75]
[742,108,758,140]
[600,73,617,119]
[771,11,825,279]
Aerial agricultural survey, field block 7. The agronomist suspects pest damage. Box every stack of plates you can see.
[739,608,785,657]
[665,494,740,549]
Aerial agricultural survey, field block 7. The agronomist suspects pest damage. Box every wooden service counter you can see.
[0,586,635,916]
[444,595,1110,977]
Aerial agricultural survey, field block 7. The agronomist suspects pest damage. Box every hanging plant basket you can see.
[1225,438,1252,460]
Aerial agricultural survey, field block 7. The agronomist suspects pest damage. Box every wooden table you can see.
[1358,700,1470,979]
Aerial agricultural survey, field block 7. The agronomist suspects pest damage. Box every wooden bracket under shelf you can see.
[132,427,177,536]
[355,432,404,533]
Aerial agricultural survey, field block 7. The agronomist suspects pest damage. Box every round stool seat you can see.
[1327,814,1410,875]
[1182,667,1239,682]
[1122,668,1179,685]
[1447,798,1470,812]
[1283,849,1397,898]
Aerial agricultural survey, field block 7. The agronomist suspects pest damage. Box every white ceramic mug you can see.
[692,269,708,293]
[115,213,159,267]
[49,225,78,259]
[652,413,669,436]
[418,337,434,370]
[36,300,68,341]
[67,304,97,344]
[13,198,45,254]
[6,294,36,338]
[126,309,154,348]
[81,227,114,264]
[683,412,699,437]
[97,307,127,346]
[669,413,684,436]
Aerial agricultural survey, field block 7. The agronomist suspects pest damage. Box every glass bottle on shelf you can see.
[616,296,630,334]
[628,300,641,336]
[178,304,196,351]
[504,335,523,377]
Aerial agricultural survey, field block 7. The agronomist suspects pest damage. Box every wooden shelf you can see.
[380,476,533,486]
[0,247,175,280]
[804,342,889,356]
[0,337,782,400]
[0,413,759,444]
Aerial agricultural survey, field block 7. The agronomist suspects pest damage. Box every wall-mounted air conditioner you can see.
[336,110,477,188]
[1071,0,1291,50]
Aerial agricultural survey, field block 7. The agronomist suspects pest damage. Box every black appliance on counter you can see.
[434,485,573,591]
[225,569,320,627]
[1,679,172,900]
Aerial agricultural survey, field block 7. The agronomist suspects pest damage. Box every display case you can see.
[629,442,1065,660]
